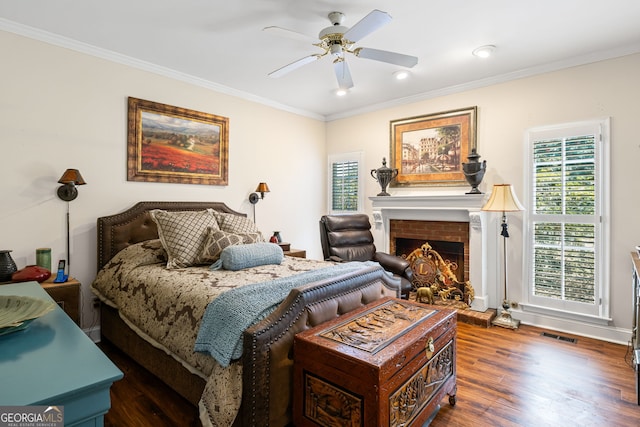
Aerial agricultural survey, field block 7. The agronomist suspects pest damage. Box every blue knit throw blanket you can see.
[194,261,378,367]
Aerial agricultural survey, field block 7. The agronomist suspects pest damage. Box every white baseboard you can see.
[513,309,631,345]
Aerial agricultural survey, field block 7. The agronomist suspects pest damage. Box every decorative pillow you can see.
[210,243,283,271]
[150,209,219,269]
[236,232,264,244]
[197,229,245,264]
[213,211,265,241]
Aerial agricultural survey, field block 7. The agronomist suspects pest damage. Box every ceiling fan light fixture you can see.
[393,70,410,80]
[472,45,496,58]
[267,10,417,89]
[330,43,343,56]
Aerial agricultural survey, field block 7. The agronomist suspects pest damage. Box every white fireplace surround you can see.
[370,194,501,312]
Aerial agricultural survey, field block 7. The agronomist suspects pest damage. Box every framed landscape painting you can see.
[127,97,229,185]
[390,106,477,187]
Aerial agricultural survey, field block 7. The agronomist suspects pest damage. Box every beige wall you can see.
[0,30,326,332]
[3,27,639,343]
[327,53,640,341]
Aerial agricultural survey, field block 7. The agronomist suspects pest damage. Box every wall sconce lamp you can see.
[56,169,87,277]
[57,169,87,201]
[249,182,270,223]
[249,182,270,204]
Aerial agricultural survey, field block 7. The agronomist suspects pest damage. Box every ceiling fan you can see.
[264,9,418,90]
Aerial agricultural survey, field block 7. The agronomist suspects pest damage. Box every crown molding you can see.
[0,18,324,121]
[325,44,640,122]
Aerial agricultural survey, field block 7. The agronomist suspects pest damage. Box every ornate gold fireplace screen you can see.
[404,242,474,309]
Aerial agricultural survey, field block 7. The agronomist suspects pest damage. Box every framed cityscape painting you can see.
[390,106,477,187]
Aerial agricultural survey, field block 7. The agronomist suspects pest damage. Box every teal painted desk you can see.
[0,281,123,426]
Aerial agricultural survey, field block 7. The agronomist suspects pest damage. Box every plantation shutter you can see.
[528,124,604,314]
[331,160,359,211]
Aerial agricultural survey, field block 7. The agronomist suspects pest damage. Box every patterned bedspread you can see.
[91,239,335,426]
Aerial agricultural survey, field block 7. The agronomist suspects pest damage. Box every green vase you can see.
[36,248,52,272]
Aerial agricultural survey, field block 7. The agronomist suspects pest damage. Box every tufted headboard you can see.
[96,201,245,271]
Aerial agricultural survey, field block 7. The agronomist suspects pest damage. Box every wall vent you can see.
[541,332,577,344]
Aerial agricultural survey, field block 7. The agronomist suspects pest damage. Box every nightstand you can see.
[277,242,306,259]
[284,249,306,258]
[41,276,80,325]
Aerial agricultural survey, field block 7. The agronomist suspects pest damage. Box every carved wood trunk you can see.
[293,297,457,427]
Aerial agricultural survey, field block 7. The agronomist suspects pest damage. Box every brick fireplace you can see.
[370,194,500,312]
[391,220,469,284]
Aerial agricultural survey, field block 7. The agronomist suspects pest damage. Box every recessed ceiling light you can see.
[472,45,496,58]
[393,70,410,80]
[335,88,348,96]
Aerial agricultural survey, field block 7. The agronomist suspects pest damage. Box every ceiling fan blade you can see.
[354,47,418,68]
[262,26,317,44]
[343,9,392,42]
[334,59,354,89]
[268,54,322,78]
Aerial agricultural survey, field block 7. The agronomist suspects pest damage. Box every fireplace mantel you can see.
[369,193,498,312]
[370,194,486,210]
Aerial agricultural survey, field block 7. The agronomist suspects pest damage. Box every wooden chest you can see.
[293,297,457,427]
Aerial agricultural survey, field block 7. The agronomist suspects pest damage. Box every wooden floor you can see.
[434,323,639,427]
[98,340,201,427]
[99,322,640,427]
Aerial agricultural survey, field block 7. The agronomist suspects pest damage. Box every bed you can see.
[92,201,400,427]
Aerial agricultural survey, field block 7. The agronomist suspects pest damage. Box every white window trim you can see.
[521,118,610,323]
[328,151,364,214]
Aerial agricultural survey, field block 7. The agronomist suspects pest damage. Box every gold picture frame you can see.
[127,97,229,185]
[390,106,477,187]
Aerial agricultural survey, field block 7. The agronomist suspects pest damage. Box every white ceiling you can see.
[2,1,640,120]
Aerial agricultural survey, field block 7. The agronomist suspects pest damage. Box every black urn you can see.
[0,250,18,282]
[371,158,398,196]
[462,149,486,194]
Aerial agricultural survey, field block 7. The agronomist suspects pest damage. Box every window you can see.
[524,119,609,319]
[328,152,363,214]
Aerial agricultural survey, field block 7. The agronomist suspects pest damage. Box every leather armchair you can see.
[319,214,413,299]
